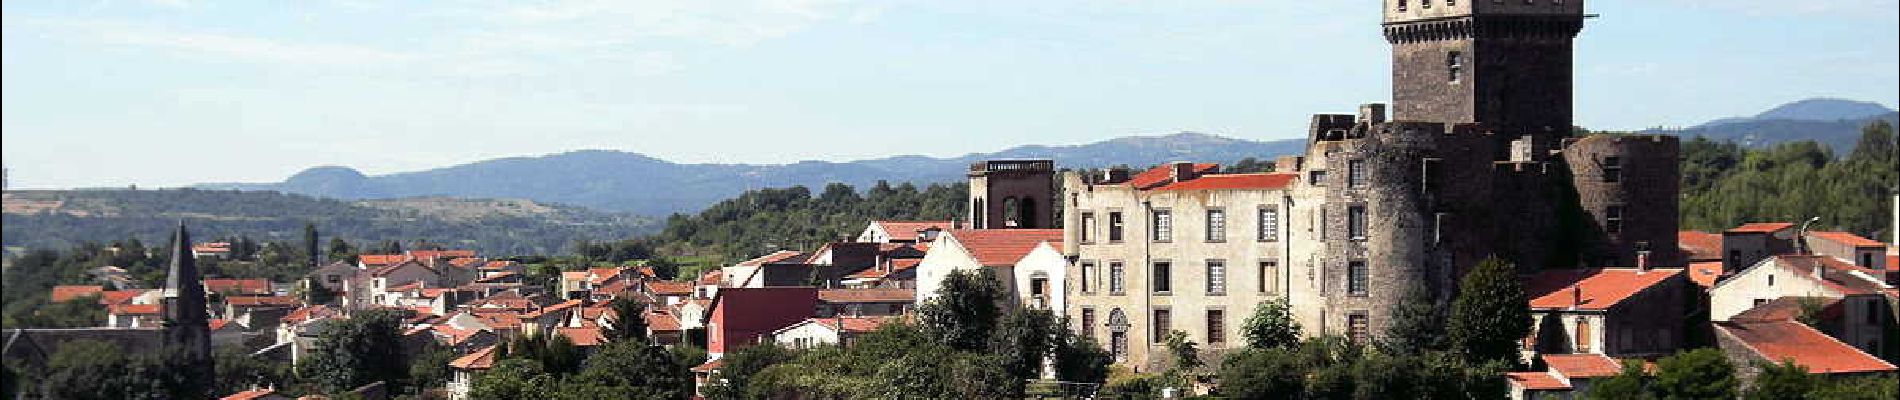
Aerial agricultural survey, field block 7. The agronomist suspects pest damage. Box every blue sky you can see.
[4,0,1896,189]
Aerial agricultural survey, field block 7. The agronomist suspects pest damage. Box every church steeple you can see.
[161,221,214,386]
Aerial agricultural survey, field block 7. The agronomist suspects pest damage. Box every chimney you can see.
[1170,161,1198,183]
[1636,250,1650,273]
[1570,285,1582,309]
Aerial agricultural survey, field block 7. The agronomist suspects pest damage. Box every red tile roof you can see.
[480,260,517,270]
[1151,173,1298,191]
[1732,296,1838,323]
[1524,268,1682,310]
[587,267,623,284]
[1768,255,1886,296]
[698,269,725,285]
[556,327,609,346]
[818,288,915,303]
[282,305,337,324]
[737,250,808,267]
[370,260,434,277]
[98,289,148,305]
[1715,320,1897,374]
[945,229,1064,266]
[871,221,953,238]
[204,278,272,295]
[358,254,409,266]
[408,249,476,259]
[691,358,723,373]
[1128,163,1219,190]
[1727,222,1795,234]
[1542,354,1623,379]
[447,257,483,268]
[813,316,896,333]
[449,345,498,370]
[645,281,694,296]
[1678,231,1724,262]
[220,388,277,400]
[475,272,519,283]
[51,285,104,303]
[1505,372,1570,391]
[1687,261,1724,289]
[110,304,161,315]
[1808,231,1887,248]
[645,310,682,332]
[208,319,234,331]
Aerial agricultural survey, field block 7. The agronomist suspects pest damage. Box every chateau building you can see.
[1055,0,1685,368]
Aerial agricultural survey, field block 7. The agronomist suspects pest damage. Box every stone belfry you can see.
[162,222,215,384]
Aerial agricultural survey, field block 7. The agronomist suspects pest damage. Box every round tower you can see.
[1561,134,1682,267]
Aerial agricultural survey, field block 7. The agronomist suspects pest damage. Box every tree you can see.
[215,345,297,396]
[1242,297,1302,350]
[1744,360,1814,400]
[327,237,358,264]
[1051,329,1112,384]
[540,333,584,376]
[299,310,407,393]
[469,359,553,400]
[605,297,649,343]
[702,342,796,399]
[567,341,692,399]
[406,345,457,395]
[988,307,1058,396]
[918,269,1003,351]
[302,222,320,267]
[1163,330,1203,374]
[38,340,204,399]
[1383,283,1447,355]
[1217,348,1306,399]
[1587,360,1651,400]
[1807,375,1899,400]
[1448,256,1531,365]
[1651,348,1738,400]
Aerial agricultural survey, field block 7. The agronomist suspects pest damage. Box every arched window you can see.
[1019,197,1038,228]
[1002,197,1021,227]
[1107,308,1130,361]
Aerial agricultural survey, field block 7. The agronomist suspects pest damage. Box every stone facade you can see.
[968,160,1056,229]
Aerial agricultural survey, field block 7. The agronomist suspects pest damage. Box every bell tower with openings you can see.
[968,159,1055,229]
[1384,0,1585,140]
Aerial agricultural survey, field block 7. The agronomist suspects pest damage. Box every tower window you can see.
[1348,206,1368,240]
[1206,260,1227,295]
[1448,52,1464,83]
[1152,309,1171,343]
[1605,206,1624,234]
[1207,310,1226,345]
[1259,260,1278,294]
[1002,197,1021,227]
[1348,261,1368,296]
[1602,156,1622,183]
[1347,313,1370,342]
[1258,208,1279,242]
[1152,210,1173,243]
[1080,261,1095,293]
[1347,160,1367,188]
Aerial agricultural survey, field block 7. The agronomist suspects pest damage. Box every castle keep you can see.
[1053,0,1684,368]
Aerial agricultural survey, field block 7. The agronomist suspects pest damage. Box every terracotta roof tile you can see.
[645,281,694,296]
[1127,163,1219,190]
[408,250,476,259]
[1542,354,1623,378]
[204,278,272,295]
[1687,261,1724,289]
[227,296,300,307]
[1151,173,1298,191]
[98,289,148,305]
[945,229,1063,266]
[871,221,953,238]
[818,288,915,303]
[479,260,517,270]
[645,310,682,332]
[1678,231,1723,262]
[282,305,337,324]
[110,304,161,315]
[1524,268,1682,310]
[1732,296,1837,323]
[221,388,277,400]
[1769,255,1886,296]
[814,316,896,333]
[1506,372,1570,391]
[692,359,723,373]
[556,327,609,346]
[698,269,725,285]
[51,285,104,303]
[447,257,483,268]
[1807,231,1886,248]
[1727,222,1795,234]
[358,254,409,266]
[737,250,807,267]
[208,319,234,331]
[1716,320,1897,374]
[449,345,498,370]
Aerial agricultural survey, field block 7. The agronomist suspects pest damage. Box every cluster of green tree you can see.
[0,240,166,329]
[467,298,699,399]
[1678,121,1896,236]
[2,188,657,256]
[3,340,214,399]
[643,181,968,262]
[698,269,1111,399]
[1584,350,1896,400]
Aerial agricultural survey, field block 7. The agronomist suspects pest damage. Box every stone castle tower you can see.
[1384,0,1585,139]
[162,222,215,386]
[968,159,1056,229]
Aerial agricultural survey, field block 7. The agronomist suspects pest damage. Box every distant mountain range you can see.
[198,98,1895,217]
[1643,98,1897,153]
[200,132,1306,216]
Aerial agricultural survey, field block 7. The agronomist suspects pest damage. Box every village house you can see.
[447,345,497,400]
[1521,267,1693,359]
[770,316,898,349]
[1711,254,1894,358]
[702,287,818,359]
[816,288,914,318]
[721,251,810,288]
[914,228,1066,311]
[1505,353,1628,400]
[204,278,274,297]
[857,220,953,244]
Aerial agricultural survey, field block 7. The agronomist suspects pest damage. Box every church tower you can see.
[1384,0,1586,139]
[162,222,215,386]
[967,160,1056,229]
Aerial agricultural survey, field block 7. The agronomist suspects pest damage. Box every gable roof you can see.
[871,221,953,238]
[818,288,915,303]
[1807,231,1887,248]
[556,327,609,346]
[1685,261,1724,289]
[1151,173,1298,191]
[203,278,272,295]
[1127,163,1219,190]
[98,289,150,306]
[408,249,476,260]
[1767,255,1888,296]
[944,229,1064,267]
[737,250,808,267]
[1505,372,1571,391]
[51,285,104,303]
[645,281,694,296]
[226,296,300,308]
[645,310,683,332]
[282,305,337,324]
[1524,268,1682,311]
[1715,320,1896,374]
[370,260,436,277]
[357,254,409,266]
[448,345,498,370]
[1731,296,1839,323]
[1727,222,1795,234]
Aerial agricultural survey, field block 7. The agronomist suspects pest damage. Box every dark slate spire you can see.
[161,221,214,390]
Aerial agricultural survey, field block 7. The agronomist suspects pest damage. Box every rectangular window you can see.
[1259,260,1278,294]
[1110,262,1126,294]
[1605,206,1624,234]
[1309,170,1327,187]
[1207,310,1226,345]
[1348,206,1367,240]
[1448,51,1464,83]
[1206,260,1227,295]
[1080,308,1096,341]
[1348,261,1368,296]
[1153,309,1171,343]
[1108,212,1125,242]
[1422,158,1442,193]
[1575,319,1592,351]
[1080,261,1095,293]
[1206,209,1227,242]
[1153,261,1172,293]
[1319,208,1328,240]
[1602,157,1622,183]
[1348,313,1369,342]
[1258,208,1279,242]
[1347,160,1367,188]
[1080,212,1096,243]
[1152,210,1173,243]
